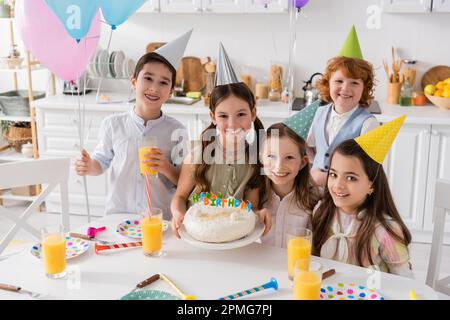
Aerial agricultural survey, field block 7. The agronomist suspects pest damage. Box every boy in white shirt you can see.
[75,31,192,219]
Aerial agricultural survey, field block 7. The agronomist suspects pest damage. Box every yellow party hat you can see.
[354,115,406,164]
[338,25,363,59]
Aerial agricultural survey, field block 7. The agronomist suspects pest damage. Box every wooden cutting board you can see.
[421,65,450,89]
[175,56,205,92]
[146,42,166,53]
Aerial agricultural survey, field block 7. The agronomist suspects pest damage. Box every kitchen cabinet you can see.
[137,0,288,13]
[432,0,450,12]
[138,0,161,12]
[382,0,432,12]
[423,125,450,237]
[244,0,289,13]
[383,123,430,233]
[160,0,202,13]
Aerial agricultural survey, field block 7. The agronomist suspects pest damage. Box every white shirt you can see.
[261,191,311,249]
[307,105,379,147]
[92,109,188,219]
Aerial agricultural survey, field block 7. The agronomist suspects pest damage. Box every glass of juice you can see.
[41,225,66,279]
[138,136,158,177]
[141,208,163,257]
[286,227,312,280]
[293,260,322,300]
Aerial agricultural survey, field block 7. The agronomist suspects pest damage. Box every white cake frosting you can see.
[183,202,256,243]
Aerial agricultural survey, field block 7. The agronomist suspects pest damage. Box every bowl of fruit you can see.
[424,78,450,110]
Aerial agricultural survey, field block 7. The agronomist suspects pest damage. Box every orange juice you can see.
[293,271,321,300]
[139,146,157,175]
[287,237,311,279]
[42,234,66,276]
[141,216,162,256]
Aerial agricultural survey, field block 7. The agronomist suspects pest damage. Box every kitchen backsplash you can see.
[1,0,449,101]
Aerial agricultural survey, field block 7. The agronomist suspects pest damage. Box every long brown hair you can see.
[312,139,411,266]
[316,56,375,108]
[193,82,264,204]
[260,123,320,212]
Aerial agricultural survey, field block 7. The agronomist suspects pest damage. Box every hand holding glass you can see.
[139,136,158,175]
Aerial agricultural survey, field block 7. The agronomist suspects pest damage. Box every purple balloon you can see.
[295,0,309,9]
[15,0,101,81]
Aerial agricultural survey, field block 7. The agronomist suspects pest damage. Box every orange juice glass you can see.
[293,260,322,300]
[139,136,158,175]
[141,208,163,257]
[41,225,66,279]
[286,227,312,280]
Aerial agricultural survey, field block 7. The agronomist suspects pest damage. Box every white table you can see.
[0,214,439,300]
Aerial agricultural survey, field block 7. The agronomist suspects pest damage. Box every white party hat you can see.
[215,42,239,86]
[155,29,193,70]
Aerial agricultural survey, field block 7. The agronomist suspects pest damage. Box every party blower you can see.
[218,278,278,300]
[159,273,197,300]
[95,242,142,254]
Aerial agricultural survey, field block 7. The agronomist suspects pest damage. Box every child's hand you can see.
[141,148,171,176]
[75,149,93,176]
[255,208,272,236]
[171,211,185,239]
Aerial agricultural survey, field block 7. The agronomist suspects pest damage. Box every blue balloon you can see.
[45,0,100,41]
[99,0,146,29]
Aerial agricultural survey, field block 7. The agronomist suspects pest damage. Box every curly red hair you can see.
[316,56,375,108]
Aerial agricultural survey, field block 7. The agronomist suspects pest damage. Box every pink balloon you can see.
[15,0,100,81]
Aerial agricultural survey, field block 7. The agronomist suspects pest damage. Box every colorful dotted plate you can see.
[121,290,180,300]
[320,283,384,300]
[116,219,169,239]
[31,236,90,260]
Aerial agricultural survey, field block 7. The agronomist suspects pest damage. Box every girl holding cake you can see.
[306,26,379,187]
[171,43,271,238]
[311,116,413,277]
[259,101,321,248]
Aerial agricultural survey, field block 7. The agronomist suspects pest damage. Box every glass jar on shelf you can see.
[399,79,413,107]
[402,59,417,89]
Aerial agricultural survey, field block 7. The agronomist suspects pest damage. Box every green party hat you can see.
[283,100,321,140]
[338,25,363,59]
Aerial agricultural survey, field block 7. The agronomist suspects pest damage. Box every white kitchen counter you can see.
[33,93,450,125]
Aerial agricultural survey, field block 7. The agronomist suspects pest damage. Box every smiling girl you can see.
[170,82,269,238]
[259,123,320,248]
[311,138,413,277]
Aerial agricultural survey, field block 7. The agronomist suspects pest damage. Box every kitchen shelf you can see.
[0,189,37,202]
[0,149,31,162]
[0,115,31,122]
[0,65,46,73]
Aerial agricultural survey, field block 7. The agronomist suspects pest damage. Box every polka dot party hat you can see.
[283,99,321,140]
[354,115,406,164]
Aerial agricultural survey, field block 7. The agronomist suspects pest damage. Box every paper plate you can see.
[121,290,180,300]
[113,51,125,79]
[179,222,265,250]
[116,219,169,239]
[97,49,109,78]
[31,236,90,260]
[320,283,385,300]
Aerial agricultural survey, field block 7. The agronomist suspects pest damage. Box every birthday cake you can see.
[183,193,256,243]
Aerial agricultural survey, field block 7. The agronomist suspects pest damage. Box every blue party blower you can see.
[218,278,278,300]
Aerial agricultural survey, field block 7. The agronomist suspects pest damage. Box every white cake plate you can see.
[179,222,265,250]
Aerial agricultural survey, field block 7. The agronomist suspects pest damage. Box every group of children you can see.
[75,26,413,278]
